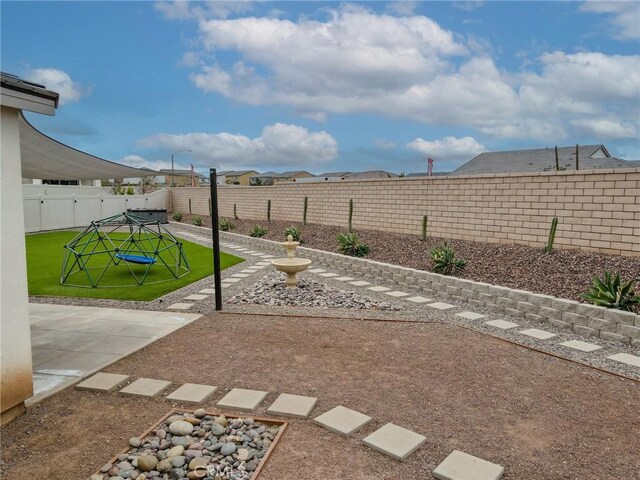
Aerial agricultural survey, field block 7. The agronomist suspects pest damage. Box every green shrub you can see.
[219,218,235,231]
[582,272,639,311]
[337,232,369,257]
[430,243,465,275]
[249,225,268,237]
[172,211,183,222]
[285,226,301,242]
[192,215,203,226]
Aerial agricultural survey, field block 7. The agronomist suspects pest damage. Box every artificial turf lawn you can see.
[26,230,244,301]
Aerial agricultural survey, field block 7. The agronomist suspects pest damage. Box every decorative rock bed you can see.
[91,410,286,480]
[227,274,400,310]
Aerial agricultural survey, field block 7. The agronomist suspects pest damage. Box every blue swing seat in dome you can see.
[115,253,156,265]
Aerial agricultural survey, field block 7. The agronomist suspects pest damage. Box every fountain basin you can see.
[271,258,312,287]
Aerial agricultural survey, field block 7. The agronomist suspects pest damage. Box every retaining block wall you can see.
[171,168,640,256]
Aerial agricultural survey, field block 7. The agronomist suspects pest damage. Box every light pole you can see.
[171,149,192,187]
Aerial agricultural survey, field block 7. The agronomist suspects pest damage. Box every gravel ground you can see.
[2,313,639,480]
[173,214,640,308]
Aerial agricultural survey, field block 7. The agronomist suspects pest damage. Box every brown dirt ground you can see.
[2,313,639,480]
[174,215,640,309]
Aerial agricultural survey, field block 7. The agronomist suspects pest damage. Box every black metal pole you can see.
[209,168,222,311]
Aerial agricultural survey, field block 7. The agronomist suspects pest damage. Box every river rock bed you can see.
[91,411,281,480]
[227,273,401,310]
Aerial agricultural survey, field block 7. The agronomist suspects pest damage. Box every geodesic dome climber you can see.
[61,212,190,287]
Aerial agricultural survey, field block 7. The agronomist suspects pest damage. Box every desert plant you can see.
[267,199,271,222]
[249,225,268,237]
[219,218,235,231]
[285,226,301,242]
[421,215,428,241]
[233,203,238,219]
[348,199,354,232]
[125,186,135,195]
[192,215,203,226]
[303,196,308,225]
[337,232,369,257]
[172,211,183,222]
[430,243,465,275]
[582,272,639,311]
[544,217,558,253]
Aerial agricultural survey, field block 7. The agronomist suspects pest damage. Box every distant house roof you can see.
[227,170,258,176]
[159,168,193,175]
[276,170,312,178]
[627,160,640,167]
[451,145,636,175]
[317,171,351,177]
[345,170,398,180]
[217,170,233,176]
[406,172,428,177]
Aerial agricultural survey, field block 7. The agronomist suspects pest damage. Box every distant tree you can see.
[137,176,158,194]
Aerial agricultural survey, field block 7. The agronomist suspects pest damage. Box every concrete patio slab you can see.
[35,351,121,377]
[184,294,209,301]
[320,272,339,277]
[167,303,193,310]
[120,378,171,397]
[267,393,318,418]
[217,388,268,412]
[199,288,216,294]
[221,278,241,283]
[433,450,504,480]
[26,374,79,407]
[385,291,410,298]
[560,340,602,352]
[309,269,325,273]
[456,311,485,320]
[607,353,640,368]
[349,281,371,286]
[368,286,390,292]
[313,405,372,436]
[362,423,427,461]
[75,373,130,392]
[166,383,218,403]
[485,320,519,330]
[427,302,456,310]
[406,296,432,303]
[520,328,557,340]
[231,273,251,278]
[334,276,354,281]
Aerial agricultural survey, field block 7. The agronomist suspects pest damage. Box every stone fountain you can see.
[271,235,312,287]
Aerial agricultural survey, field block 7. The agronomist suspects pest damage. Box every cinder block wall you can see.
[171,168,640,256]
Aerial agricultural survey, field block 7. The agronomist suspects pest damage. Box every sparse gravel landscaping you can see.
[173,214,640,307]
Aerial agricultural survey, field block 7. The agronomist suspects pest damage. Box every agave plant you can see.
[582,272,640,311]
[430,243,465,275]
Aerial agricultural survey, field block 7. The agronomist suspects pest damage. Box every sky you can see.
[2,1,639,175]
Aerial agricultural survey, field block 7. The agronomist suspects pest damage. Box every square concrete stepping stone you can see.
[368,286,390,292]
[350,281,371,286]
[184,294,209,301]
[520,328,556,340]
[250,253,263,256]
[120,378,171,397]
[560,340,602,352]
[76,373,129,392]
[313,405,372,436]
[217,388,268,411]
[386,291,410,298]
[320,272,339,277]
[406,296,432,303]
[427,302,456,310]
[485,320,519,330]
[309,269,325,273]
[433,450,504,480]
[239,269,259,273]
[362,423,427,461]
[335,276,354,281]
[167,303,193,310]
[221,278,241,283]
[231,273,251,278]
[199,288,216,294]
[607,353,640,368]
[166,383,217,403]
[260,255,274,258]
[456,311,484,320]
[267,393,318,418]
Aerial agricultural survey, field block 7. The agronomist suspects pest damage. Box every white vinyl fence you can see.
[23,188,170,233]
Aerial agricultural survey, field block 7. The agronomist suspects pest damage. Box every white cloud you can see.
[136,123,338,169]
[386,1,419,16]
[407,136,486,163]
[375,139,397,149]
[580,1,640,40]
[571,119,638,139]
[26,68,91,105]
[154,1,254,20]
[452,1,485,12]
[120,154,186,172]
[180,6,638,142]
